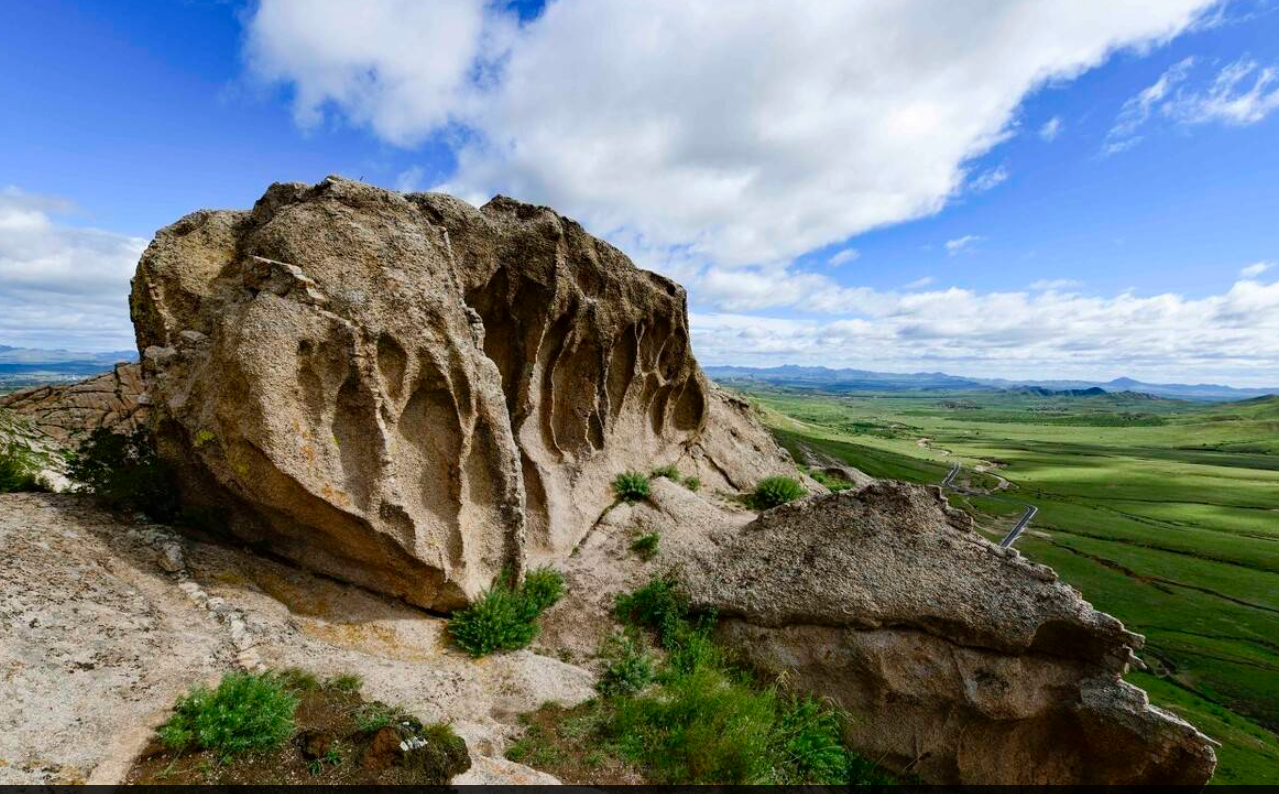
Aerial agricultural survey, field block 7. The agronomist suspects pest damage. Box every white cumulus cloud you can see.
[0,187,146,351]
[245,0,1222,268]
[1241,261,1274,278]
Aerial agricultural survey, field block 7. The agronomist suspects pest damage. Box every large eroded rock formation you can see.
[0,363,148,443]
[681,481,1218,785]
[130,176,791,608]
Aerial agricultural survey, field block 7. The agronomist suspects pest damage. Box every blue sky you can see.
[2,0,1278,384]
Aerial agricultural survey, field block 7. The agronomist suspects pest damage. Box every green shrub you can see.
[611,471,651,503]
[157,672,298,760]
[749,476,806,509]
[630,532,660,561]
[650,464,681,480]
[0,441,44,493]
[68,427,178,521]
[597,633,656,697]
[448,568,566,657]
[683,475,701,492]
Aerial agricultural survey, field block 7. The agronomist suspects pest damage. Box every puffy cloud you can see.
[1106,55,1279,153]
[689,275,1279,385]
[246,0,1221,267]
[1039,116,1064,142]
[945,235,984,255]
[0,188,145,351]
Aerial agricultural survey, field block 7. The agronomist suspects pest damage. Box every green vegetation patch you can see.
[507,578,896,785]
[749,475,806,509]
[650,463,681,480]
[0,440,46,493]
[629,532,660,561]
[129,669,469,785]
[612,470,651,503]
[448,566,566,657]
[157,671,299,760]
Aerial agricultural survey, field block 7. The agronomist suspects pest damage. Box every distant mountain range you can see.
[0,345,136,386]
[703,364,1279,402]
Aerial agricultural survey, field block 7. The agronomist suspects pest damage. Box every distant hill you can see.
[0,345,136,387]
[703,364,1279,402]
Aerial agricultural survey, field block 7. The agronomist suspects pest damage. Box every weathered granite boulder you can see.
[129,176,792,608]
[680,482,1218,785]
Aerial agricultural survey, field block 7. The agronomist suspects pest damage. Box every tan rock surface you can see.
[0,493,596,785]
[680,482,1219,785]
[129,176,795,608]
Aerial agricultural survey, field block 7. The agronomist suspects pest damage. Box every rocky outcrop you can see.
[0,362,148,443]
[129,176,793,609]
[681,482,1218,785]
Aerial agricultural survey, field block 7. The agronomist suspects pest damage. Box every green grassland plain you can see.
[725,382,1279,785]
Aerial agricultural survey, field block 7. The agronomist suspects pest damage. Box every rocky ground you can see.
[0,492,589,785]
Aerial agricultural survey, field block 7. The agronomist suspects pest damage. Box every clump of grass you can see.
[597,633,656,697]
[0,441,45,494]
[749,475,806,509]
[327,673,363,693]
[612,471,651,503]
[683,475,701,492]
[277,667,320,692]
[157,671,299,760]
[650,464,681,480]
[68,427,178,521]
[448,567,566,657]
[629,532,660,561]
[354,701,413,733]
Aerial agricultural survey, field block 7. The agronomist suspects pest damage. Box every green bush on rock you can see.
[612,471,651,503]
[448,567,567,657]
[157,672,299,760]
[749,475,806,509]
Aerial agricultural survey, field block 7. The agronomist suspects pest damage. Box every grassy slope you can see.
[753,387,1279,784]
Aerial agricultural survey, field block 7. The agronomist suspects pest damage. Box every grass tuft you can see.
[650,464,681,480]
[327,673,363,693]
[448,568,566,657]
[611,471,651,503]
[683,475,701,492]
[629,532,660,561]
[749,475,806,509]
[157,671,299,760]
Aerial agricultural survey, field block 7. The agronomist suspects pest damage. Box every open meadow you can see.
[726,382,1279,785]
